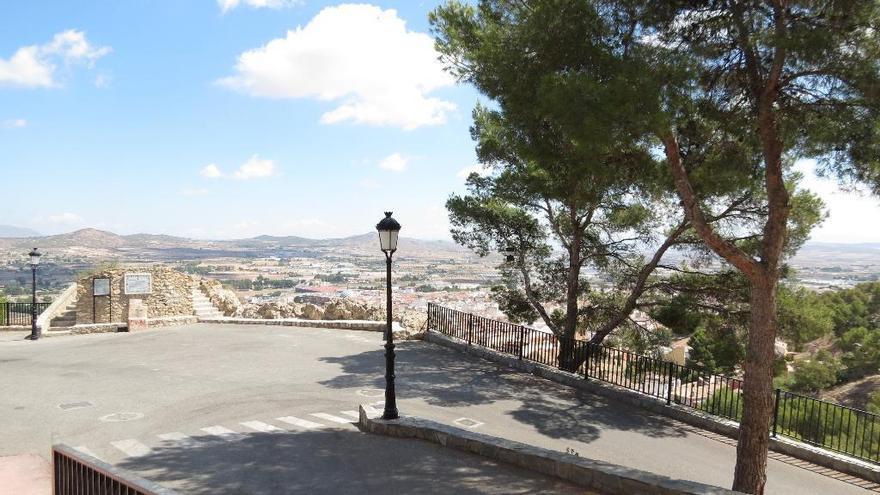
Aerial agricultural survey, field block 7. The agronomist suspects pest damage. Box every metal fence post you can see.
[666,362,675,405]
[584,343,591,380]
[467,313,473,346]
[517,325,524,360]
[772,388,781,437]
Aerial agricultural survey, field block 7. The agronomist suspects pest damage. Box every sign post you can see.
[92,277,111,323]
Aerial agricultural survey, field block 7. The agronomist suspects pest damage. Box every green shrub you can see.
[789,353,840,393]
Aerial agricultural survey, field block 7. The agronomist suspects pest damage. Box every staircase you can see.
[192,284,224,319]
[49,301,78,328]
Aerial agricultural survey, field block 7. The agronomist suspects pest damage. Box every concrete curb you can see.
[357,405,742,494]
[199,316,394,333]
[425,329,880,484]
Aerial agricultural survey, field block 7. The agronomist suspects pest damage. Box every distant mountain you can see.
[0,227,468,256]
[0,225,40,238]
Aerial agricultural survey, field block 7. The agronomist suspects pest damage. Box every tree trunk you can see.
[559,213,583,371]
[732,274,778,495]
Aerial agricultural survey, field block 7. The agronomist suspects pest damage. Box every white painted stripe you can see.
[241,420,284,433]
[110,439,152,458]
[157,432,196,445]
[276,416,324,430]
[340,410,360,419]
[310,412,353,424]
[200,425,241,440]
[74,446,102,461]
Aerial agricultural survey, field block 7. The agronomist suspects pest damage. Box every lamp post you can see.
[28,248,41,340]
[376,212,401,420]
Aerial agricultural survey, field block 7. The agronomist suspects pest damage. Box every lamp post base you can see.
[382,339,399,420]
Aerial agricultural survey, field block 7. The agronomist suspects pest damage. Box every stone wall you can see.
[74,266,195,324]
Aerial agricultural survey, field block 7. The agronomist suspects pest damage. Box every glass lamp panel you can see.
[378,231,392,252]
[388,230,399,251]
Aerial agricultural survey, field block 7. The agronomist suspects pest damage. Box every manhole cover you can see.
[454,417,484,429]
[58,401,94,411]
[98,412,144,423]
[356,389,384,398]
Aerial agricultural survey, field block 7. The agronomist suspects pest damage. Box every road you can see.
[0,323,874,494]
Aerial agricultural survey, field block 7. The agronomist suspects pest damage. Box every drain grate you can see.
[58,401,94,411]
[98,412,144,423]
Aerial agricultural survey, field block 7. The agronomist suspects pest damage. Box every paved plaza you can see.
[0,323,875,494]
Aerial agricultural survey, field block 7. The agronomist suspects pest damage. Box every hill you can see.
[0,227,468,259]
[0,225,41,238]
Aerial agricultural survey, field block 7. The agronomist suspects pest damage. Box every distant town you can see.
[2,227,878,332]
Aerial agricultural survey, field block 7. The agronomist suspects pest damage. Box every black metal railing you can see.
[427,303,880,465]
[0,302,50,326]
[53,444,177,495]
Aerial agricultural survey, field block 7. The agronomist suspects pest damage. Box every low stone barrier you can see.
[425,329,880,484]
[198,316,396,333]
[44,316,200,337]
[357,405,741,495]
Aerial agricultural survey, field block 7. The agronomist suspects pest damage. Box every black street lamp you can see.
[376,212,401,420]
[28,247,41,340]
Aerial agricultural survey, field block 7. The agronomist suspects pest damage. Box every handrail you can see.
[427,303,880,465]
[53,443,179,494]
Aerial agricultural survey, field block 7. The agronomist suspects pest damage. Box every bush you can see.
[789,353,840,393]
[868,391,880,415]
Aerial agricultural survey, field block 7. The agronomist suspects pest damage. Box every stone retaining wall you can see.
[358,405,742,495]
[425,329,880,484]
[74,267,195,324]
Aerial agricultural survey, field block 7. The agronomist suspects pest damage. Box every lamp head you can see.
[376,212,401,253]
[28,247,41,267]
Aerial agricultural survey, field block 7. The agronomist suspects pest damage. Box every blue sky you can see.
[1,1,879,242]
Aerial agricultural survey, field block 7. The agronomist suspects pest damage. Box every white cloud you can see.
[2,118,27,128]
[457,163,492,179]
[232,155,277,179]
[218,0,301,13]
[200,163,223,178]
[379,153,408,172]
[181,187,209,196]
[0,30,110,88]
[46,212,84,224]
[218,4,456,130]
[200,155,278,180]
[94,73,111,88]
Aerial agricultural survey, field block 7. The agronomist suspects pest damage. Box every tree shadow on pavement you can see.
[319,341,687,444]
[116,429,583,495]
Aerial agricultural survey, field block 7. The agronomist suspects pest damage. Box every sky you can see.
[1,1,878,243]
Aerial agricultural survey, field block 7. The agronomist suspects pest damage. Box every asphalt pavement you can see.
[0,323,874,494]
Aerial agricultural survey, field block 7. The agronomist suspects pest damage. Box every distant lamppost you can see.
[376,212,401,420]
[28,247,41,340]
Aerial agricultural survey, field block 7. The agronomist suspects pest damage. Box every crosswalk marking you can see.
[74,446,102,461]
[76,409,369,459]
[310,412,353,424]
[276,416,324,430]
[110,439,152,458]
[157,432,197,446]
[200,425,241,440]
[241,420,284,433]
